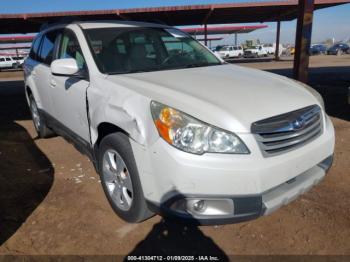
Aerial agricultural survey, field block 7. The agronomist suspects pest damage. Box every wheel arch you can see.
[25,82,42,108]
[94,122,130,149]
[25,85,33,104]
[92,122,130,172]
[25,85,32,96]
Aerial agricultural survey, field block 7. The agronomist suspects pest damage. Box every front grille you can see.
[251,105,323,156]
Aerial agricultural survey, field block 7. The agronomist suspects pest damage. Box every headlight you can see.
[150,101,249,155]
[294,80,325,110]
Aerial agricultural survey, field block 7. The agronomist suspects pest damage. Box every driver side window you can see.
[58,31,86,70]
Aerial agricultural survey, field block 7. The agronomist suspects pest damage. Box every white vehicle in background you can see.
[262,44,275,54]
[215,45,244,59]
[0,56,19,70]
[24,21,334,225]
[263,43,284,56]
[244,45,268,58]
[12,56,26,66]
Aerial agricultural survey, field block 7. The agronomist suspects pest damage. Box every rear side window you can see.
[29,35,42,61]
[5,58,11,61]
[39,31,59,65]
[0,58,4,62]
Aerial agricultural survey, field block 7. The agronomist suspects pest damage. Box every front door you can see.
[50,29,91,144]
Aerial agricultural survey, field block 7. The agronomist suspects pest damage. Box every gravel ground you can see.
[0,55,349,257]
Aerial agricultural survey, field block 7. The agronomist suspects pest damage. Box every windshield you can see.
[84,27,222,74]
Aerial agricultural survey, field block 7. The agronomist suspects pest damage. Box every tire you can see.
[12,63,18,69]
[28,95,55,138]
[98,132,154,223]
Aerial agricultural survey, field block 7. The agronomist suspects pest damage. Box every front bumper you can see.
[146,155,332,225]
[130,115,335,225]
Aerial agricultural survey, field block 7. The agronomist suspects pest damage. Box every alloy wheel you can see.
[102,149,133,211]
[30,100,41,131]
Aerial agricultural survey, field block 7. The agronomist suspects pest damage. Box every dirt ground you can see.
[0,55,349,257]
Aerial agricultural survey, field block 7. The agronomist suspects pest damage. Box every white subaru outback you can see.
[24,21,334,225]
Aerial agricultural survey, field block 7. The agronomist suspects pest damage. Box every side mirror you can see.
[51,58,80,77]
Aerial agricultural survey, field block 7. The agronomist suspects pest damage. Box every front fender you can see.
[88,78,158,147]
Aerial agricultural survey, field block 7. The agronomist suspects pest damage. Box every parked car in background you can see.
[244,45,268,58]
[327,43,350,55]
[25,21,334,225]
[215,45,244,59]
[310,44,327,55]
[262,44,274,54]
[0,56,19,70]
[262,43,284,56]
[12,56,26,66]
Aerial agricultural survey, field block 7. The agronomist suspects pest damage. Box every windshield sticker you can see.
[165,28,188,38]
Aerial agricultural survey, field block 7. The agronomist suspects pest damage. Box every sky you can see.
[1,0,349,45]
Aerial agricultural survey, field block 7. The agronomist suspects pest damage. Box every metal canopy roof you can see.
[0,35,34,43]
[182,25,268,35]
[196,37,224,41]
[0,0,349,34]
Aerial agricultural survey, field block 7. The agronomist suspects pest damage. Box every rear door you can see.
[50,29,90,143]
[34,30,61,115]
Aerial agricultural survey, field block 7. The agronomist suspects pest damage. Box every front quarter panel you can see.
[88,76,158,147]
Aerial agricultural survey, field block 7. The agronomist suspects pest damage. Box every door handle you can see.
[50,79,57,88]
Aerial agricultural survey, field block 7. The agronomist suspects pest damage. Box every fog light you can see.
[193,200,206,213]
[169,198,234,217]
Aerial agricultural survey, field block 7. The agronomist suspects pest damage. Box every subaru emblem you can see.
[292,119,304,129]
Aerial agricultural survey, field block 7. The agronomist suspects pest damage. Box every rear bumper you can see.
[147,155,333,225]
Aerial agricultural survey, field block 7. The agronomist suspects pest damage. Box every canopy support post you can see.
[275,21,281,60]
[293,0,314,83]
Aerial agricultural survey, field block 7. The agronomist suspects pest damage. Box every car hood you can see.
[106,64,320,133]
